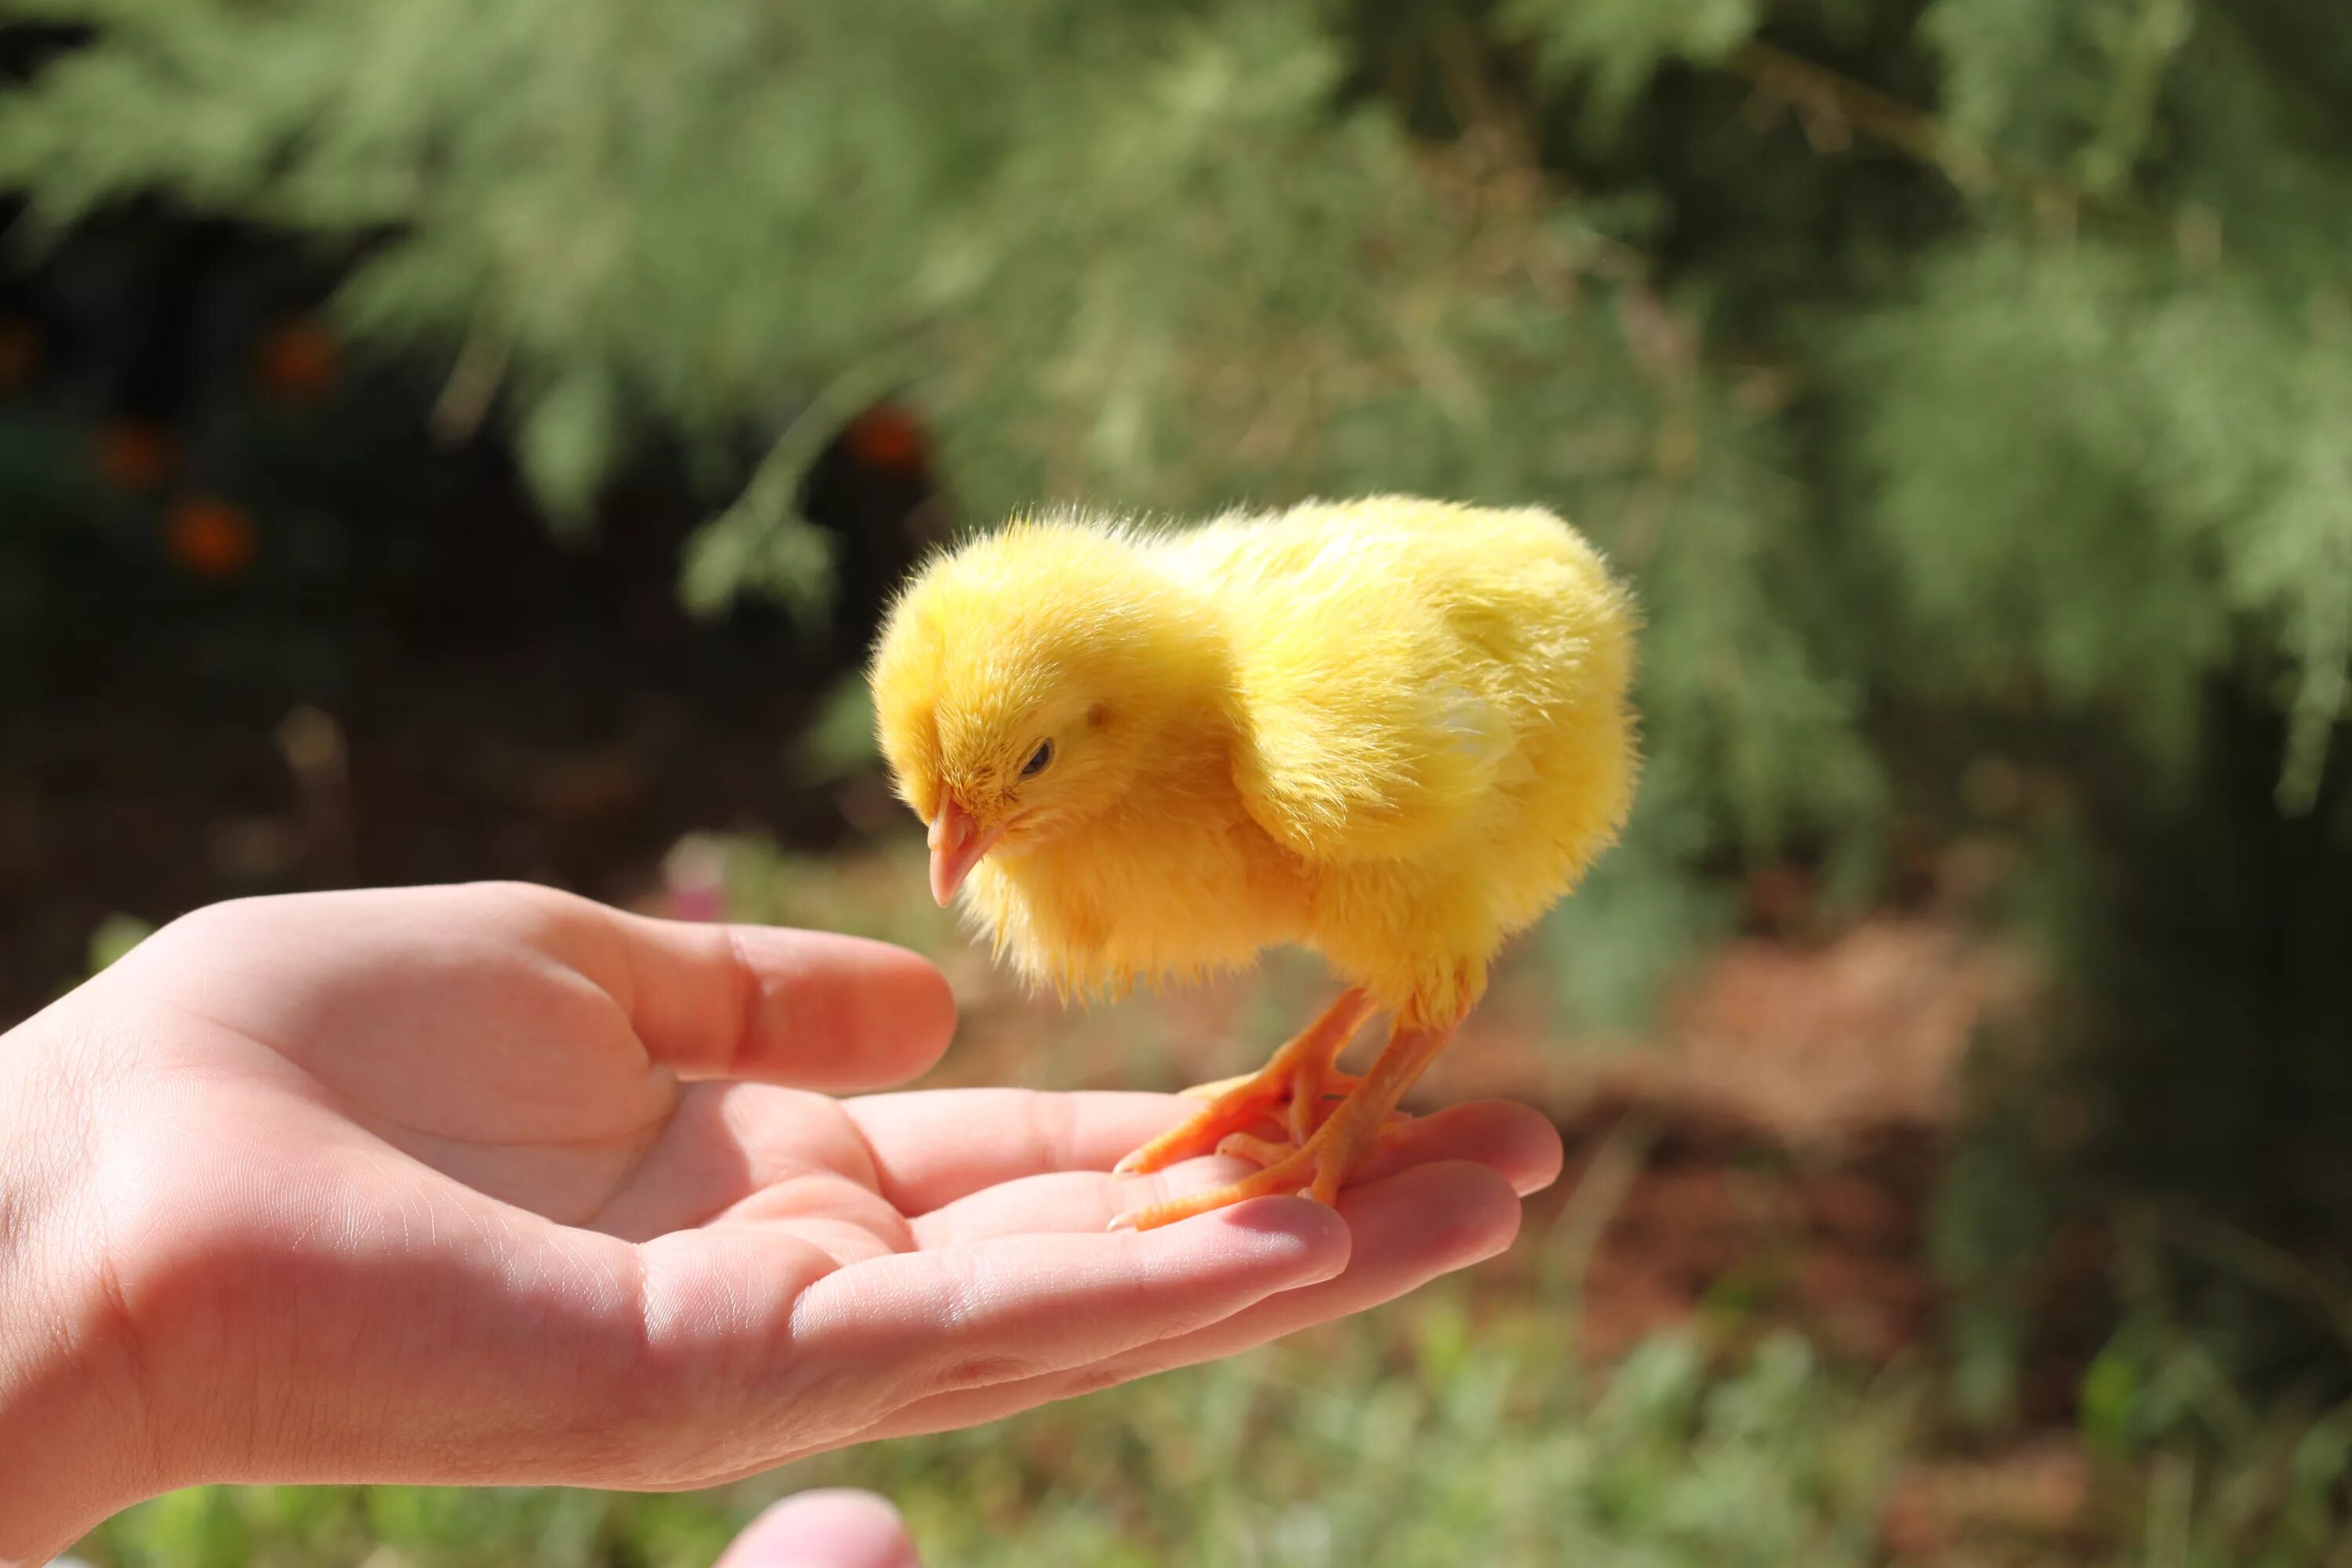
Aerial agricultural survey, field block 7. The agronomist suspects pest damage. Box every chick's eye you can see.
[1021,739,1054,778]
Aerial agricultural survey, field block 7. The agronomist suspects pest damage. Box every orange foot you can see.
[1112,1011,1464,1232]
[1112,989,1372,1177]
[1112,1112,1371,1231]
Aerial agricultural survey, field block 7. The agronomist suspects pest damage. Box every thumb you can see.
[717,1490,924,1568]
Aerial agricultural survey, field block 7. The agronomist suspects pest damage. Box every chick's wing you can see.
[1186,518,1515,866]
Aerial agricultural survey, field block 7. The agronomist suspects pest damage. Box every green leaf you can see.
[793,673,879,785]
[1504,0,1762,133]
[516,371,621,538]
[87,912,155,975]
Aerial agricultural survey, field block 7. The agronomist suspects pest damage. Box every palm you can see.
[72,884,1557,1496]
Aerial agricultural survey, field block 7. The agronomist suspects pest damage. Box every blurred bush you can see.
[7,0,2352,1439]
[0,0,1891,1023]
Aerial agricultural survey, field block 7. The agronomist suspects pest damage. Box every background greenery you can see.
[7,0,2352,1561]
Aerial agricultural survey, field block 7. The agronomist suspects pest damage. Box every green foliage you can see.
[1847,230,2352,810]
[1851,5,2352,811]
[1505,0,1762,133]
[1923,0,2194,187]
[85,912,153,974]
[0,0,1896,1024]
[791,673,882,786]
[2070,1219,2352,1568]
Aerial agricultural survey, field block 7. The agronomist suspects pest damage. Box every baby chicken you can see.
[869,497,1638,1230]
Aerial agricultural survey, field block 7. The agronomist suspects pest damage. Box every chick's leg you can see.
[1112,1012,1460,1232]
[1113,988,1373,1177]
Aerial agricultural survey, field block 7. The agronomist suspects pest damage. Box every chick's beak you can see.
[927,793,1003,906]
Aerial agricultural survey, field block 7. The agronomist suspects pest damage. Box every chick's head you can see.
[869,520,1221,906]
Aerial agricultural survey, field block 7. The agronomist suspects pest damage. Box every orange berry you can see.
[95,422,178,492]
[164,496,260,580]
[844,404,927,474]
[253,318,340,401]
[0,317,38,393]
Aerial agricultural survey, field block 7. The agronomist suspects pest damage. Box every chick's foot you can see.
[1112,1102,1417,1229]
[1112,1014,1461,1231]
[1113,989,1373,1176]
[1113,1117,1360,1230]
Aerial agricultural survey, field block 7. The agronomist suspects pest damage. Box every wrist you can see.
[0,1014,158,1563]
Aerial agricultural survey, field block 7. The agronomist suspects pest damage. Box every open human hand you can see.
[0,884,1560,1561]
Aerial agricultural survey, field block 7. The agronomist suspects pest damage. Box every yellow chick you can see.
[869,496,1638,1229]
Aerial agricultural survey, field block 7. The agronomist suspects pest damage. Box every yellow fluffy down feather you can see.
[869,495,1638,1224]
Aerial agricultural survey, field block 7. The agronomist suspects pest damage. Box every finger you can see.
[715,1490,924,1568]
[844,1089,1190,1213]
[909,1100,1563,1247]
[772,1196,1348,1450]
[859,1160,1523,1443]
[580,906,956,1091]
